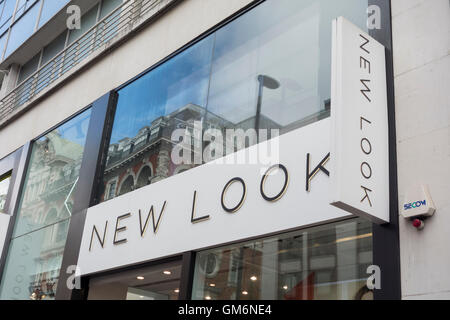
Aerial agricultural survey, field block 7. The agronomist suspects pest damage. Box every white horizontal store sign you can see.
[77,17,390,275]
[78,119,354,275]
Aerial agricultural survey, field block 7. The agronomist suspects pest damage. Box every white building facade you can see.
[0,0,447,300]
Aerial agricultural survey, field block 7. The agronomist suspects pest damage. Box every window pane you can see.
[67,4,98,45]
[0,32,6,60]
[0,109,91,300]
[207,0,368,142]
[95,0,123,49]
[14,0,39,22]
[0,172,11,213]
[192,218,373,300]
[99,35,214,202]
[38,0,70,29]
[99,0,369,203]
[88,260,182,300]
[15,52,40,105]
[17,51,40,84]
[12,108,91,238]
[0,0,16,35]
[100,0,122,19]
[4,1,40,58]
[36,31,66,94]
[62,4,98,74]
[0,220,70,300]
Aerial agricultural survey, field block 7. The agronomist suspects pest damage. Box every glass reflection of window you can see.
[100,35,214,202]
[100,0,369,202]
[192,218,373,300]
[0,109,91,300]
[0,172,12,213]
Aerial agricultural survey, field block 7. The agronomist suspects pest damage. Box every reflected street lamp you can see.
[255,75,280,134]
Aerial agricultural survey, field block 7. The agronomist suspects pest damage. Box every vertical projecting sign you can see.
[330,17,389,224]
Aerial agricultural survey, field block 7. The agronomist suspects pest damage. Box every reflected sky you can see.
[111,36,214,143]
[109,0,369,142]
[42,108,91,147]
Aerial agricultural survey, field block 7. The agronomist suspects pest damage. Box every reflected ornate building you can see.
[17,131,84,300]
[100,103,282,202]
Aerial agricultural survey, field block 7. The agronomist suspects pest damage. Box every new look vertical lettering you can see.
[330,17,389,223]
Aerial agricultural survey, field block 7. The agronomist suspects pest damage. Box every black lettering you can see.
[191,191,210,223]
[361,186,373,207]
[360,117,372,130]
[306,153,330,192]
[139,201,167,236]
[361,162,372,179]
[361,138,372,155]
[221,177,246,213]
[113,213,131,245]
[260,164,289,202]
[89,221,108,251]
[360,79,372,102]
[359,34,370,54]
[360,56,371,73]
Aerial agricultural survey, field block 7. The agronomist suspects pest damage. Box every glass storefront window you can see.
[12,109,91,237]
[100,0,369,202]
[0,109,91,300]
[88,260,182,300]
[99,35,215,202]
[0,221,70,300]
[0,172,11,213]
[192,218,373,300]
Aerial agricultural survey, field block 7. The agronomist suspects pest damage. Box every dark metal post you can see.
[0,143,32,284]
[369,0,402,300]
[55,91,117,300]
[178,251,196,300]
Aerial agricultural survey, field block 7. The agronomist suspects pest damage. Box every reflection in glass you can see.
[12,109,91,237]
[100,36,215,202]
[88,261,182,300]
[4,1,40,58]
[0,219,70,300]
[0,109,91,300]
[100,0,369,202]
[0,172,11,213]
[192,218,373,300]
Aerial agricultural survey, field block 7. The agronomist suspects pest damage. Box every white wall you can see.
[392,0,450,299]
[0,0,254,160]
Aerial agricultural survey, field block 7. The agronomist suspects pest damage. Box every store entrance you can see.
[87,259,182,300]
